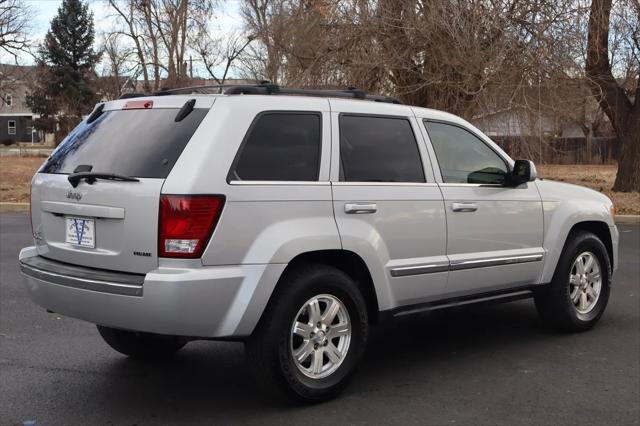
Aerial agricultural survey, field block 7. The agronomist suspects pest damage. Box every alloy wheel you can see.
[569,251,602,314]
[290,294,352,379]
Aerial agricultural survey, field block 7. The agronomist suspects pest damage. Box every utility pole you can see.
[190,55,193,79]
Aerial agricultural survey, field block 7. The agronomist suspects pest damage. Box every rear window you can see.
[40,108,208,178]
[229,112,321,181]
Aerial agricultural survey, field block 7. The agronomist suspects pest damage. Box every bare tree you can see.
[97,33,137,99]
[240,0,288,83]
[240,0,585,119]
[195,30,254,84]
[107,0,214,91]
[587,0,640,191]
[0,0,30,61]
[108,0,153,92]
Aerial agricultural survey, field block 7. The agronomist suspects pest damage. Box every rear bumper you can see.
[19,247,285,338]
[20,255,145,296]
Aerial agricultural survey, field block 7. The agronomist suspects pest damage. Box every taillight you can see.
[29,181,34,238]
[158,195,225,258]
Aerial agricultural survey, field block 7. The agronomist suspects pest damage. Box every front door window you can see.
[424,121,507,184]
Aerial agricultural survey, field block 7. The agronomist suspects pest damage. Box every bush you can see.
[1,138,15,146]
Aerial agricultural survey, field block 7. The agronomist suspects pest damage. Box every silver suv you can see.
[19,85,619,401]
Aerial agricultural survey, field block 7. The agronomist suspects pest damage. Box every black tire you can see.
[534,230,611,332]
[245,264,369,403]
[97,325,187,360]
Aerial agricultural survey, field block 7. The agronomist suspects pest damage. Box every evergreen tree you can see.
[27,0,100,141]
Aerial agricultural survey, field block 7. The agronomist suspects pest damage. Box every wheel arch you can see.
[542,218,615,284]
[274,250,380,324]
[568,221,614,270]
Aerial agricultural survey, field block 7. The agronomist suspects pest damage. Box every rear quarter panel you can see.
[162,96,341,266]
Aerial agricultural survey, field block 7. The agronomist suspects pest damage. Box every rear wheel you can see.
[534,230,611,332]
[246,264,368,402]
[97,325,187,360]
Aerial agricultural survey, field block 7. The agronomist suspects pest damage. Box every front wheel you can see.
[534,230,612,332]
[246,264,368,402]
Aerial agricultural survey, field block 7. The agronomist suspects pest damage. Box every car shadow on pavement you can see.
[93,299,555,418]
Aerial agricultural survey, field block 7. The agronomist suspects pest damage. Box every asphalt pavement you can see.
[1,213,639,425]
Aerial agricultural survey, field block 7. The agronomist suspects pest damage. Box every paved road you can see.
[1,213,639,426]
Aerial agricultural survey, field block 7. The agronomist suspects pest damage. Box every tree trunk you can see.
[613,119,640,191]
[177,0,188,82]
[586,0,639,192]
[108,0,150,93]
[140,1,160,91]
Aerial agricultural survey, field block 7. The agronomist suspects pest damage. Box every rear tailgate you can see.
[30,96,213,274]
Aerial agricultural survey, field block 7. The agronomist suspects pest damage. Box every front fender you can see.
[537,180,615,283]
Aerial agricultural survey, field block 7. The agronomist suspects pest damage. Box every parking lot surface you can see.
[1,213,638,425]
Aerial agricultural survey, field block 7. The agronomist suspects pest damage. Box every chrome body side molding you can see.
[390,263,449,277]
[389,253,544,277]
[449,254,544,271]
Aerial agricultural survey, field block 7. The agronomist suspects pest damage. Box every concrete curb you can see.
[0,202,30,212]
[615,215,640,224]
[0,148,53,157]
[1,202,638,223]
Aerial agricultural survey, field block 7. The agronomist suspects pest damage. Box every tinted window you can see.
[339,115,425,182]
[424,121,508,184]
[231,112,321,181]
[40,108,208,178]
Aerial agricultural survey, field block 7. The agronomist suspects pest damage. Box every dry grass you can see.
[0,158,638,215]
[538,164,640,215]
[0,157,45,203]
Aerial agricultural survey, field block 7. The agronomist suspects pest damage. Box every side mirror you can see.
[508,160,537,186]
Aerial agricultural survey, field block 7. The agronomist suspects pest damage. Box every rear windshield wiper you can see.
[86,103,105,124]
[68,172,140,188]
[174,98,196,122]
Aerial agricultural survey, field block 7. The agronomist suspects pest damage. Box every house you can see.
[470,79,614,138]
[471,106,587,139]
[470,81,617,163]
[0,64,40,144]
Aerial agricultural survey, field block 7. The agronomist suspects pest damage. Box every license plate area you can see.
[65,217,95,248]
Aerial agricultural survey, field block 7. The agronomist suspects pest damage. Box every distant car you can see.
[19,85,618,402]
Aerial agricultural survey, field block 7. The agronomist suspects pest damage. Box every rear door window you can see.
[229,112,321,181]
[40,108,208,178]
[339,115,425,182]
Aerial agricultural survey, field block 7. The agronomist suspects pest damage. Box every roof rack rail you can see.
[154,84,244,96]
[154,82,401,104]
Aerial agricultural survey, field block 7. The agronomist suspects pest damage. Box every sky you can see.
[4,0,244,77]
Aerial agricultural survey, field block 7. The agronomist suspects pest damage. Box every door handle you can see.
[345,203,377,214]
[452,202,478,212]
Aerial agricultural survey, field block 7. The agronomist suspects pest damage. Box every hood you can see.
[535,179,613,206]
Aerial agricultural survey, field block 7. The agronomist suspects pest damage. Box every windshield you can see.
[40,108,208,178]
